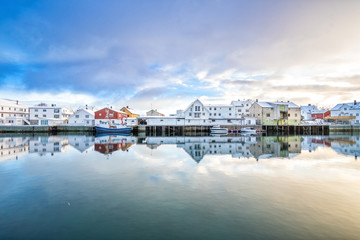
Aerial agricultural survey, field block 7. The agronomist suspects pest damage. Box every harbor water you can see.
[1,134,360,239]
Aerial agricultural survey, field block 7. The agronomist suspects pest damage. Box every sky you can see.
[1,0,360,114]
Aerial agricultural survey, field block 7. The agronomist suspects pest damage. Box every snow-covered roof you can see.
[256,102,274,108]
[331,102,360,111]
[301,105,318,112]
[0,99,28,108]
[205,104,233,107]
[230,100,254,106]
[274,101,299,108]
[74,108,95,115]
[312,110,328,114]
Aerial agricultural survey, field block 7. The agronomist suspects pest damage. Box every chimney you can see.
[16,100,18,105]
[126,106,129,108]
[308,104,311,106]
[355,100,357,105]
[256,99,258,102]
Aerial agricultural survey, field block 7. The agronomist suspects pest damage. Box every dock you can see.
[0,124,359,135]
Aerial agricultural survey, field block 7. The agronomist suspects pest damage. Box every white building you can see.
[301,104,319,121]
[141,99,256,126]
[0,99,29,125]
[231,100,254,117]
[68,108,95,126]
[330,100,360,124]
[205,104,234,119]
[29,103,74,126]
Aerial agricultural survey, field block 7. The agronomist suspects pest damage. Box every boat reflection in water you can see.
[1,134,360,162]
[94,133,136,155]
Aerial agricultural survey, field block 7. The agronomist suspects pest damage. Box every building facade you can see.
[0,99,29,125]
[231,100,254,118]
[29,103,73,126]
[94,108,128,126]
[250,101,301,125]
[68,109,95,126]
[301,104,319,121]
[120,107,139,118]
[330,100,360,124]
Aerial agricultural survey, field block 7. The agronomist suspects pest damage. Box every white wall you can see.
[68,109,94,126]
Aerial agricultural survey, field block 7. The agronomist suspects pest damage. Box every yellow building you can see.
[120,107,139,118]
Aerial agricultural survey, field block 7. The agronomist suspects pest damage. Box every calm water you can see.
[1,133,360,240]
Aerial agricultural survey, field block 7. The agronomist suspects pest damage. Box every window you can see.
[295,113,297,117]
[43,115,46,117]
[266,113,270,117]
[209,113,212,116]
[214,107,217,110]
[35,109,38,112]
[229,108,231,110]
[54,109,60,113]
[288,113,291,117]
[219,113,221,116]
[35,114,38,117]
[99,113,102,116]
[43,109,46,112]
[229,113,231,116]
[75,115,79,118]
[85,115,89,118]
[209,107,212,110]
[189,113,192,116]
[54,115,59,118]
[109,114,113,117]
[214,113,217,116]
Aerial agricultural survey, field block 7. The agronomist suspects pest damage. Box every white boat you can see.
[210,126,228,134]
[241,127,257,134]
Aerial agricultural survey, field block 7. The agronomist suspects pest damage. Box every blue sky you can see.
[1,0,360,114]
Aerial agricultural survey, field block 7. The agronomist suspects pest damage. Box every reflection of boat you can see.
[95,126,131,133]
[94,134,134,154]
[241,127,257,134]
[210,126,228,134]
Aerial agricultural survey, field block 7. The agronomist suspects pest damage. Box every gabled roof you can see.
[184,99,209,113]
[312,110,329,114]
[255,102,274,108]
[74,108,95,115]
[331,102,358,111]
[274,101,299,108]
[301,105,318,112]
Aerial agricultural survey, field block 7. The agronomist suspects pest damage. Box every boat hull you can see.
[95,126,132,133]
[210,127,228,134]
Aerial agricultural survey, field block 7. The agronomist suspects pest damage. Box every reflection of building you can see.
[250,136,301,160]
[68,135,95,153]
[144,136,257,162]
[29,136,70,155]
[329,136,360,157]
[94,135,136,155]
[0,137,29,161]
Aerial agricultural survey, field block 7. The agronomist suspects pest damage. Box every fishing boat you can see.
[240,127,257,134]
[210,126,228,134]
[95,125,131,133]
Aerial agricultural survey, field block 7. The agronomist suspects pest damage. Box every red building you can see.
[95,108,128,119]
[311,110,330,120]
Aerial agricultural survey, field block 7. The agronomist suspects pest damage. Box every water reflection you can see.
[1,134,360,162]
